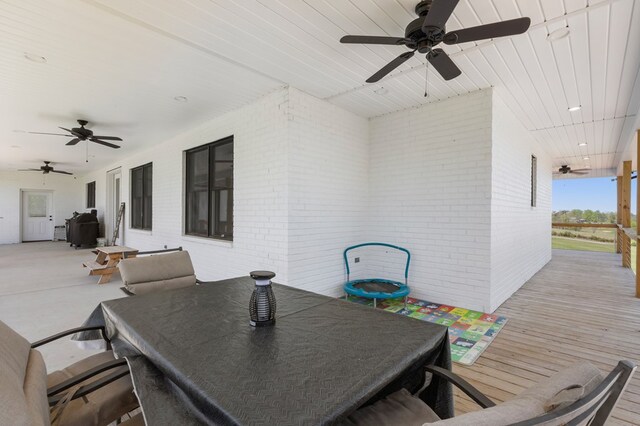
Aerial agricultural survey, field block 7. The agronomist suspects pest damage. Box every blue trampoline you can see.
[343,243,411,308]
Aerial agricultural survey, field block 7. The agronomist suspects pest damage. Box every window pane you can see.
[185,137,232,240]
[186,148,209,235]
[131,168,143,229]
[143,164,152,229]
[214,143,233,189]
[28,194,47,217]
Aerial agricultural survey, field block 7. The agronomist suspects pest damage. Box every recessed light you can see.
[583,156,590,160]
[568,106,581,112]
[373,87,388,95]
[174,96,188,102]
[547,26,570,42]
[578,142,587,147]
[24,53,47,63]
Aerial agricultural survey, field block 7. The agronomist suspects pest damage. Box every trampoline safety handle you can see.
[343,242,411,284]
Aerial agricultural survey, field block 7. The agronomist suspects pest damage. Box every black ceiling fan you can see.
[340,0,531,83]
[28,119,122,149]
[18,161,73,175]
[555,165,590,176]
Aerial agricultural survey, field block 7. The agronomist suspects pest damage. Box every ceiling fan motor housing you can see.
[407,1,446,52]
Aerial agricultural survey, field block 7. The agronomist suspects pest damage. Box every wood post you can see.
[617,177,623,253]
[636,130,640,297]
[622,161,632,268]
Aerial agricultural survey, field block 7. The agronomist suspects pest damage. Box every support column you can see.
[622,161,632,268]
[636,130,640,297]
[617,177,623,253]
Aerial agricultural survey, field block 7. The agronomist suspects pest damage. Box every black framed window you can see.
[131,163,153,230]
[185,136,233,240]
[531,155,537,207]
[86,181,95,209]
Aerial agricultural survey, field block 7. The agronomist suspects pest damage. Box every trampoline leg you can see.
[373,298,377,309]
[404,296,408,309]
[345,293,349,301]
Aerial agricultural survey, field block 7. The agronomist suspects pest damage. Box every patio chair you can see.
[0,319,139,426]
[342,360,636,426]
[119,247,198,295]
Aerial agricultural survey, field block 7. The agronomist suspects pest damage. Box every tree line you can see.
[552,209,636,224]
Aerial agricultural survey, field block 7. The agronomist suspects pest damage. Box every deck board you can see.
[452,249,640,424]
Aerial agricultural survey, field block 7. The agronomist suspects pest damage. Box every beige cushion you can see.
[0,320,49,426]
[47,350,138,426]
[119,251,196,295]
[342,389,441,425]
[24,350,50,426]
[434,361,604,426]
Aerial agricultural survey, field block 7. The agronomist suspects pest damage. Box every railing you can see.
[552,223,634,271]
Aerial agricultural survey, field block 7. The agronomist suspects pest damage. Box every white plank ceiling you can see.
[1,0,639,177]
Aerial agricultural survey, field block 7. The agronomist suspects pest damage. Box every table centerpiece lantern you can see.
[249,270,276,327]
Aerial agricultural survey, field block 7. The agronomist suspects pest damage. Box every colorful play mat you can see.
[345,295,508,365]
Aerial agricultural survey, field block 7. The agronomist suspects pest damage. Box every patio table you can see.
[80,277,453,425]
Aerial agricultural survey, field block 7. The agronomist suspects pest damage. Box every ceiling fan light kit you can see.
[340,0,531,84]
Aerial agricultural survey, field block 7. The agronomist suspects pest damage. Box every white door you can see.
[22,191,53,241]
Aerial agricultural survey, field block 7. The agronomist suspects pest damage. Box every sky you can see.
[552,177,636,214]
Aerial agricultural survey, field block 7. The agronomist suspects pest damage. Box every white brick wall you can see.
[81,89,292,283]
[0,171,84,244]
[368,90,494,311]
[287,88,369,296]
[5,86,551,311]
[489,93,552,311]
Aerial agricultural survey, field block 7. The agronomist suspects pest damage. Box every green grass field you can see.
[552,236,636,273]
[552,236,615,253]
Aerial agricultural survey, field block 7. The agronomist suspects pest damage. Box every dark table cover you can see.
[80,277,453,425]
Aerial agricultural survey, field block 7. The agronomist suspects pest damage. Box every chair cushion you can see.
[434,361,604,426]
[119,251,196,295]
[24,350,51,426]
[342,389,441,425]
[47,351,138,426]
[0,320,49,426]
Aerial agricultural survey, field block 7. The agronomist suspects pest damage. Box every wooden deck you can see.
[452,249,640,425]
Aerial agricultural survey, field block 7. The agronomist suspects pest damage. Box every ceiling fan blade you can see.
[570,168,591,172]
[50,169,73,175]
[90,138,121,149]
[340,35,408,45]
[422,0,459,31]
[426,48,461,80]
[570,171,589,175]
[66,138,81,146]
[27,131,71,137]
[443,17,531,44]
[366,51,415,83]
[91,135,123,141]
[18,169,41,172]
[58,127,74,133]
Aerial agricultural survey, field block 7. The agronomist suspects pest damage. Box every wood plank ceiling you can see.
[1,0,639,176]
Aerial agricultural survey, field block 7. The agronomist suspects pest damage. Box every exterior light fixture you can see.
[583,157,590,160]
[568,106,581,112]
[578,142,587,147]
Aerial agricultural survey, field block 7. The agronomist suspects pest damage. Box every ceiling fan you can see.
[28,119,122,149]
[18,161,73,175]
[555,165,590,175]
[340,0,531,83]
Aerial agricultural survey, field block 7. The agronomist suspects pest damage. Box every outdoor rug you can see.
[345,296,508,366]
